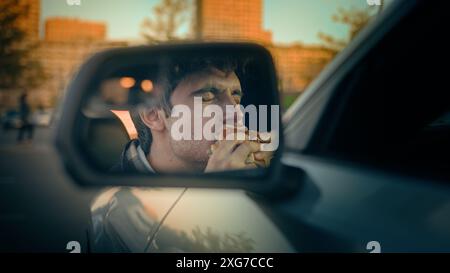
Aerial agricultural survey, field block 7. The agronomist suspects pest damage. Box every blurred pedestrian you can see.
[17,93,34,143]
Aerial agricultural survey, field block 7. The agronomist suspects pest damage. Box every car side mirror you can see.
[55,42,285,195]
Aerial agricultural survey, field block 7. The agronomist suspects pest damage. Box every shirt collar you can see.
[136,144,155,173]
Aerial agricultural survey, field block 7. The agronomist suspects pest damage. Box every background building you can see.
[44,18,106,42]
[196,0,272,44]
[30,17,123,107]
[33,39,128,107]
[196,0,335,95]
[0,1,126,111]
[269,44,335,94]
[1,0,337,112]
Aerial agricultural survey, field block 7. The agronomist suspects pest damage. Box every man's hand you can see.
[253,150,274,168]
[205,140,260,172]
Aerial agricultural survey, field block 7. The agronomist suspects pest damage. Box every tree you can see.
[0,0,44,90]
[318,2,384,52]
[141,0,191,43]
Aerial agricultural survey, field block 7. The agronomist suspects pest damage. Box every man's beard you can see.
[168,138,213,172]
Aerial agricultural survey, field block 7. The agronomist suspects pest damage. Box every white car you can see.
[32,109,53,127]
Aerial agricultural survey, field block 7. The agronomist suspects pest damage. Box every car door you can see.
[258,0,450,252]
[90,187,187,252]
[148,189,296,252]
[145,0,450,253]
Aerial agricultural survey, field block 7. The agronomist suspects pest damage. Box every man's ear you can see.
[139,108,166,132]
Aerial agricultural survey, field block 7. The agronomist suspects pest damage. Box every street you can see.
[0,126,98,252]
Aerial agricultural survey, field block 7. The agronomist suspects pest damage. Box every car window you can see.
[305,1,450,179]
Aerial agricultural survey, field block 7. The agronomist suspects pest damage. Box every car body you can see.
[32,109,53,127]
[88,0,450,253]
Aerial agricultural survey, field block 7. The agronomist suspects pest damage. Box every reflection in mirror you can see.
[80,53,280,175]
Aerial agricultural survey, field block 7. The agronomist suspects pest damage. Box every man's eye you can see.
[201,91,215,102]
[232,90,242,103]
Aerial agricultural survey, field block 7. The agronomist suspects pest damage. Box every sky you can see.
[41,0,390,45]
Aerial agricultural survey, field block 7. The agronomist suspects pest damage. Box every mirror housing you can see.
[55,42,285,195]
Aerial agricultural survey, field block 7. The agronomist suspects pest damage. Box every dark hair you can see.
[133,58,238,154]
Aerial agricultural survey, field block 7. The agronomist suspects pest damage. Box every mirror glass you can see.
[77,49,281,176]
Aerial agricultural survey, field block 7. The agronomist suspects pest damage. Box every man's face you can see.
[165,67,243,168]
